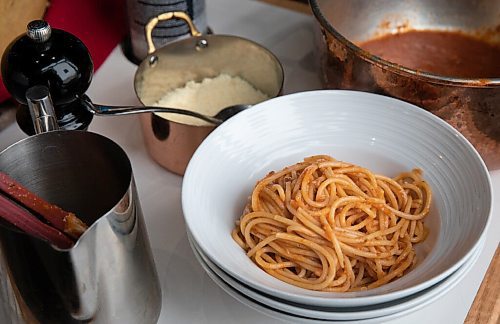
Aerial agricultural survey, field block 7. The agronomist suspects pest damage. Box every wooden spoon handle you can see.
[464,245,500,324]
[0,172,87,239]
[0,194,74,249]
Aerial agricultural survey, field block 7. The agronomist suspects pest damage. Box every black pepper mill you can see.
[1,20,94,135]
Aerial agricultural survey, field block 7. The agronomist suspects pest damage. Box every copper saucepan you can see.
[130,12,284,175]
[310,0,500,169]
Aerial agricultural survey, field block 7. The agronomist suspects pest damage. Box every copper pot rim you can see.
[132,34,285,128]
[309,0,500,88]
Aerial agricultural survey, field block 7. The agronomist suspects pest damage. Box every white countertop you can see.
[0,0,498,323]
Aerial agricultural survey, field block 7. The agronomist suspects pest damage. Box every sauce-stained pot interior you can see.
[358,30,500,79]
[311,0,500,169]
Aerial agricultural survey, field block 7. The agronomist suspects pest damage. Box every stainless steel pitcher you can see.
[0,86,161,323]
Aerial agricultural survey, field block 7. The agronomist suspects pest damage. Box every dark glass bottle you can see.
[1,20,94,134]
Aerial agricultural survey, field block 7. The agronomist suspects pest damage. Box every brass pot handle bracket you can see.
[145,11,202,54]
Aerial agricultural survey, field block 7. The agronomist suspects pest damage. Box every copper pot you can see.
[310,0,500,169]
[133,12,284,175]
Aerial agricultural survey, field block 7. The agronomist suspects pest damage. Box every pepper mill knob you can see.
[27,20,52,43]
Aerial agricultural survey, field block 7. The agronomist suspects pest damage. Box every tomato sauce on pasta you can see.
[232,155,432,291]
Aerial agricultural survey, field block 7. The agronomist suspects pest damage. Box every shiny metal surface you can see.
[145,11,202,55]
[310,0,500,169]
[135,34,284,108]
[134,12,284,175]
[25,85,59,133]
[0,131,161,323]
[26,20,52,43]
[126,1,208,62]
[82,95,250,125]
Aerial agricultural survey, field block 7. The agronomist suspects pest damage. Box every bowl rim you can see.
[182,90,493,307]
[309,0,500,88]
[188,228,485,320]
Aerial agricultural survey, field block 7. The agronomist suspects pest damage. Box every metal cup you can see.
[0,130,161,323]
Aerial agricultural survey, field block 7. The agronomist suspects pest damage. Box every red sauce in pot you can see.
[358,30,500,78]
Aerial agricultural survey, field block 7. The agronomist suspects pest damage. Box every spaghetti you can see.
[232,155,432,291]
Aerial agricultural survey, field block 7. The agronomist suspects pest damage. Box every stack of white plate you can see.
[182,91,492,323]
[186,230,485,323]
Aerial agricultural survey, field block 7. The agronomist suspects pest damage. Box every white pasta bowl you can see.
[182,90,492,307]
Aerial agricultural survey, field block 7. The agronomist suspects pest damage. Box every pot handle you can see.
[145,11,202,54]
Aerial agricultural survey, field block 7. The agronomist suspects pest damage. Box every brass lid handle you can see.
[145,11,202,55]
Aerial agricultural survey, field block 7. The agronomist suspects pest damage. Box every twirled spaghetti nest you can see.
[232,155,431,291]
